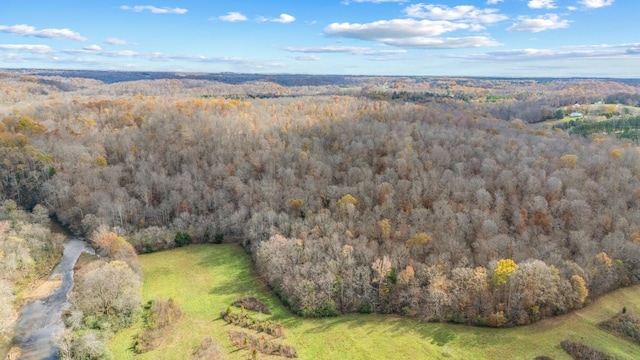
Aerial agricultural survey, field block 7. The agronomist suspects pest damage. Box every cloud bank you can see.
[0,24,87,41]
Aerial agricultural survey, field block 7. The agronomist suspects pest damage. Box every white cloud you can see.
[404,4,508,23]
[567,6,578,10]
[63,48,139,57]
[284,46,406,55]
[488,48,573,58]
[291,55,321,61]
[0,44,53,53]
[0,24,87,41]
[484,45,635,60]
[468,24,487,32]
[0,46,287,72]
[528,0,556,9]
[325,19,470,39]
[382,36,501,48]
[325,18,502,49]
[56,47,284,70]
[109,50,139,57]
[486,0,504,4]
[83,44,102,51]
[272,14,296,23]
[217,12,247,22]
[578,0,614,8]
[563,42,640,50]
[120,5,187,14]
[507,14,570,32]
[104,38,128,45]
[257,14,296,23]
[442,43,640,75]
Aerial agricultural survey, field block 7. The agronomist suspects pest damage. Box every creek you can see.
[6,225,91,360]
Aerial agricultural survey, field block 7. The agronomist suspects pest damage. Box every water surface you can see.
[12,238,90,359]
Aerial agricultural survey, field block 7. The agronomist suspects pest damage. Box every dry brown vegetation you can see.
[22,274,62,302]
[0,203,64,352]
[232,297,272,314]
[560,340,616,360]
[191,336,227,360]
[600,311,640,345]
[133,298,183,354]
[229,330,298,358]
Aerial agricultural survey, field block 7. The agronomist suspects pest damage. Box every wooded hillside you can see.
[2,72,640,326]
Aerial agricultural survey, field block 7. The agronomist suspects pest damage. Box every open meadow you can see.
[110,244,640,360]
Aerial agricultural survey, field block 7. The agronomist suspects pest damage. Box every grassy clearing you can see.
[540,104,640,128]
[111,244,640,359]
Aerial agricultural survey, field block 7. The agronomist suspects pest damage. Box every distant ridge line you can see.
[2,69,639,87]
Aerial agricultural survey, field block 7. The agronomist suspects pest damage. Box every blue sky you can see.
[0,0,637,77]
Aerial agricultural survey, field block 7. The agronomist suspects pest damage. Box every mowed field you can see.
[110,244,640,359]
[541,104,640,128]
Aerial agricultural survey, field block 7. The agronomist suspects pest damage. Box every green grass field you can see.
[540,104,640,129]
[110,244,640,359]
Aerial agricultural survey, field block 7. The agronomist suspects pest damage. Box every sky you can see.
[0,0,638,77]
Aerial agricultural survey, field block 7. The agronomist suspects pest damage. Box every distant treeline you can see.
[570,116,640,141]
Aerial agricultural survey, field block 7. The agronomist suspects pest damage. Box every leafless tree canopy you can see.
[3,72,640,327]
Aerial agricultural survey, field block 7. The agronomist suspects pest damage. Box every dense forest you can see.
[2,70,640,338]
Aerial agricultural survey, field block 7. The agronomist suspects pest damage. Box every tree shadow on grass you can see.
[292,314,462,347]
[208,278,254,298]
[189,246,283,317]
[430,327,457,346]
[191,245,243,267]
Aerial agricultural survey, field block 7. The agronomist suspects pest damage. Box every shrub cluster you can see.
[133,298,183,353]
[191,336,227,360]
[221,309,284,338]
[228,330,297,358]
[232,297,271,314]
[560,340,616,360]
[599,311,640,344]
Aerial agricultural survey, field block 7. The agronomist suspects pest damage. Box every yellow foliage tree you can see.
[286,198,304,212]
[492,258,519,285]
[596,251,612,268]
[95,156,107,168]
[405,232,432,248]
[609,149,622,159]
[337,194,358,212]
[570,274,588,306]
[487,311,507,327]
[559,154,578,169]
[378,219,391,240]
[16,116,46,134]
